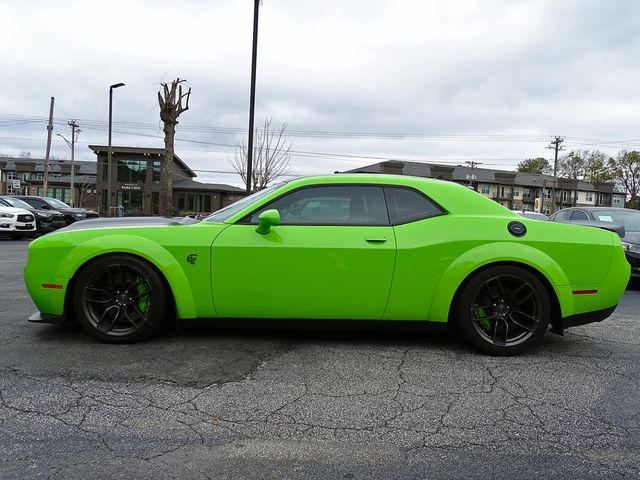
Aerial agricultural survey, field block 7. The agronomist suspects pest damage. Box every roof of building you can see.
[88,145,196,178]
[173,178,244,193]
[344,160,625,195]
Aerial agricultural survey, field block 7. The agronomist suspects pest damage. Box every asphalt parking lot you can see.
[1,239,639,479]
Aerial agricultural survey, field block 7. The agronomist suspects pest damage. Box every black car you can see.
[549,207,640,277]
[0,196,66,234]
[15,196,99,226]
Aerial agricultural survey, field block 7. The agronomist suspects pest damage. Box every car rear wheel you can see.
[73,255,168,343]
[455,265,550,355]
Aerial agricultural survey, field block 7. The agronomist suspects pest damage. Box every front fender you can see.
[427,242,571,322]
[57,235,198,319]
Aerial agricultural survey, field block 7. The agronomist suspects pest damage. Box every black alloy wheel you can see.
[73,255,168,343]
[456,265,550,355]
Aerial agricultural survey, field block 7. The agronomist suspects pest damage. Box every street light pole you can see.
[107,83,125,216]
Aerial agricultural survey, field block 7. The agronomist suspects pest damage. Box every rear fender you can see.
[428,242,571,322]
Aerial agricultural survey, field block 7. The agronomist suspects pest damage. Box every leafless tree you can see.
[231,118,292,192]
[158,78,191,216]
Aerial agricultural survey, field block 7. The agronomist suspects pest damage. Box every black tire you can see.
[455,265,550,355]
[73,255,168,343]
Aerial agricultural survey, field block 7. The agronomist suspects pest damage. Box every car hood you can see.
[54,207,97,215]
[0,206,32,216]
[58,216,200,232]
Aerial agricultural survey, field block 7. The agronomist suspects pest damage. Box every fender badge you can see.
[186,254,198,265]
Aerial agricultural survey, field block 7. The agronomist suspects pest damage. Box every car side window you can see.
[553,210,572,221]
[570,210,589,221]
[244,186,389,226]
[384,187,444,225]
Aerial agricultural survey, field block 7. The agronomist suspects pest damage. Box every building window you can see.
[117,160,147,183]
[480,185,490,195]
[7,171,17,180]
[586,192,593,202]
[514,190,520,197]
[152,161,161,183]
[116,190,145,215]
[152,192,160,215]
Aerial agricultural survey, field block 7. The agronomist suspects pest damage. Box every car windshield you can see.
[1,197,32,210]
[204,183,285,223]
[592,209,640,232]
[44,197,71,209]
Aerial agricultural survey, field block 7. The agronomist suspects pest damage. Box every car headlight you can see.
[621,242,640,253]
[73,213,86,219]
[37,212,52,218]
[0,213,15,218]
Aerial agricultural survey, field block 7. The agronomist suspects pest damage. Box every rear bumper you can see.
[561,305,617,329]
[28,311,68,325]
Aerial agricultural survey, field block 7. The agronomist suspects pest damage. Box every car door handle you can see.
[365,237,387,243]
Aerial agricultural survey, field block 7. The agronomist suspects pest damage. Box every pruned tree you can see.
[516,157,552,174]
[231,118,292,192]
[158,78,191,216]
[610,150,640,207]
[558,151,586,180]
[583,150,616,183]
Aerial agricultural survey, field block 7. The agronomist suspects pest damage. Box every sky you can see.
[1,0,640,187]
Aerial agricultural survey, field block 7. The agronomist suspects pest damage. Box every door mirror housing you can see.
[256,209,280,234]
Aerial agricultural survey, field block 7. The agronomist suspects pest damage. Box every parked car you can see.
[25,175,630,355]
[0,205,36,239]
[549,207,640,277]
[516,211,548,221]
[0,196,66,235]
[14,196,98,226]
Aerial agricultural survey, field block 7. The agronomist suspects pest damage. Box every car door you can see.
[211,185,396,319]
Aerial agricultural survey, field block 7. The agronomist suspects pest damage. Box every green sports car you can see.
[24,174,630,355]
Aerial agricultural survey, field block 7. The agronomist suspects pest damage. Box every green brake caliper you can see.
[136,280,150,314]
[472,306,492,330]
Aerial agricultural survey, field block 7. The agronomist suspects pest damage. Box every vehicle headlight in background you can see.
[37,212,52,218]
[621,242,640,253]
[0,213,15,218]
[73,213,86,219]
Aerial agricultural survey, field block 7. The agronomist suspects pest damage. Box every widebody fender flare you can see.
[428,242,572,322]
[57,235,198,318]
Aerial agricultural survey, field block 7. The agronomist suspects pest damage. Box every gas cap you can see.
[507,221,527,237]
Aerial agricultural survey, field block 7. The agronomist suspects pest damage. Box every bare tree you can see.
[158,78,191,216]
[610,150,640,206]
[231,118,292,192]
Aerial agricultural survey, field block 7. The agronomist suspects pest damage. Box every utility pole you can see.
[465,161,481,190]
[58,120,80,206]
[546,136,564,214]
[43,97,55,196]
[246,0,260,195]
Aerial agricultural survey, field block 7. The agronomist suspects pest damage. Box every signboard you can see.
[12,179,21,189]
[121,183,142,191]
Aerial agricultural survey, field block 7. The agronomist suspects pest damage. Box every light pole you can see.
[245,0,260,195]
[107,82,125,216]
[57,120,80,206]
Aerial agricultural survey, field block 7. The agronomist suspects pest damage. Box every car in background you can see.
[24,174,630,355]
[515,211,548,221]
[14,196,98,226]
[0,205,36,239]
[0,196,66,235]
[549,207,639,277]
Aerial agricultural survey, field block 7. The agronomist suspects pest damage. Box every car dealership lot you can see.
[1,239,639,479]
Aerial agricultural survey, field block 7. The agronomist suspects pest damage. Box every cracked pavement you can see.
[1,240,639,479]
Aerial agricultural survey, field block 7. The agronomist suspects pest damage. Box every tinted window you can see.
[384,187,443,224]
[553,210,572,221]
[245,186,389,226]
[21,197,48,209]
[570,210,589,221]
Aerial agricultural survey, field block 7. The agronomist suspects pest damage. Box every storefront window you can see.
[152,161,161,183]
[117,160,147,183]
[116,190,145,215]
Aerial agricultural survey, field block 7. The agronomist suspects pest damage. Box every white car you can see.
[0,205,36,239]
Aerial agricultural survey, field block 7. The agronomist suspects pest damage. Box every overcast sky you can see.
[1,0,639,186]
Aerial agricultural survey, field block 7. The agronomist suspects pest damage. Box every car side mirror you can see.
[256,209,280,235]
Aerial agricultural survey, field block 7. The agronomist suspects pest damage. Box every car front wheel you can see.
[73,255,168,343]
[455,265,550,355]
